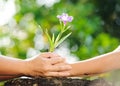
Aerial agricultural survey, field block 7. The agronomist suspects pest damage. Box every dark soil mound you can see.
[4,77,113,86]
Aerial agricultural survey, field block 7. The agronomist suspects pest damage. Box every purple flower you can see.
[57,13,73,25]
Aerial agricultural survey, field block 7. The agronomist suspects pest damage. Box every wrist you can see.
[19,60,31,76]
[69,63,79,76]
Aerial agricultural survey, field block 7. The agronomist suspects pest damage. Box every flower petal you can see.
[57,13,73,25]
[67,16,73,22]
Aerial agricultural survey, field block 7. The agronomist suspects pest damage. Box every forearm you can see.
[0,55,26,76]
[0,75,19,81]
[69,51,120,76]
[69,61,101,76]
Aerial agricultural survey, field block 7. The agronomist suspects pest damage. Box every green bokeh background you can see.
[0,0,120,60]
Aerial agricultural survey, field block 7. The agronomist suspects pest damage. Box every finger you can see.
[44,71,70,77]
[50,53,61,57]
[54,63,68,66]
[48,65,72,72]
[48,53,62,59]
[40,52,51,58]
[30,72,43,77]
[41,52,61,59]
[50,57,65,65]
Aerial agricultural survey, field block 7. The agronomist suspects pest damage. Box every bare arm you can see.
[0,53,71,81]
[0,55,26,75]
[69,50,120,76]
[0,55,26,81]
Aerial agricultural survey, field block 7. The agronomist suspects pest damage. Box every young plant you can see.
[40,13,73,52]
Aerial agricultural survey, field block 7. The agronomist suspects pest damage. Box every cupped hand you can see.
[23,52,71,77]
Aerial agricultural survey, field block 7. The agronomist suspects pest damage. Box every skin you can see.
[0,52,71,81]
[1,46,120,80]
[69,46,120,76]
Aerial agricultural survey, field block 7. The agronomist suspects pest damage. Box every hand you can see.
[23,52,71,77]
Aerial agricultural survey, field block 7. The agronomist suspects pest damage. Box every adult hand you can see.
[23,52,71,77]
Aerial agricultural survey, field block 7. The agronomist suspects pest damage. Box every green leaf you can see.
[55,32,72,48]
[63,26,71,33]
[45,29,54,51]
[38,25,42,29]
[52,33,55,43]
[38,25,45,34]
[55,33,62,45]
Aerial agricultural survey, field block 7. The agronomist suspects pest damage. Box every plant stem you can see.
[49,46,54,52]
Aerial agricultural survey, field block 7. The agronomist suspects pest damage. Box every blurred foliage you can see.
[0,0,119,60]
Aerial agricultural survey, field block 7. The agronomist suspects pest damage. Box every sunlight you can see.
[0,0,16,26]
[36,0,60,7]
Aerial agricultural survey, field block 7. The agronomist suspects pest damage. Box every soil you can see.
[4,77,113,86]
